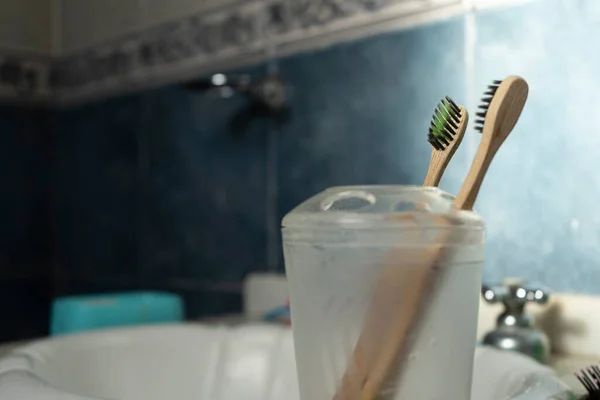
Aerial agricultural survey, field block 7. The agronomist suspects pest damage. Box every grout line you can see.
[50,0,62,55]
[0,273,53,281]
[473,0,539,11]
[262,0,280,272]
[464,1,478,162]
[266,119,279,272]
[54,272,245,293]
[137,93,150,283]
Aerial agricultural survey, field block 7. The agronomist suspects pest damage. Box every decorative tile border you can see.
[2,0,464,105]
[53,0,466,105]
[0,53,52,104]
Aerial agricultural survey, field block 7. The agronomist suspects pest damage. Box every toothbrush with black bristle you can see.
[422,96,469,187]
[576,365,600,399]
[474,79,503,133]
[346,76,528,400]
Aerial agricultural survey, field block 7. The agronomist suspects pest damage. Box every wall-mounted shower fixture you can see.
[184,73,288,112]
[184,73,290,135]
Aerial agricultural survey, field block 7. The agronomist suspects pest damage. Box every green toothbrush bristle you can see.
[427,96,462,150]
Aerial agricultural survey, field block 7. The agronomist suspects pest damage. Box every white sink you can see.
[473,346,574,400]
[0,324,574,400]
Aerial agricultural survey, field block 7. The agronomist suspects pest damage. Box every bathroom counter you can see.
[0,340,29,358]
[0,326,594,379]
[550,353,598,376]
[0,316,252,358]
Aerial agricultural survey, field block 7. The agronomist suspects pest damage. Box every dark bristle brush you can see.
[576,365,600,399]
[335,77,529,400]
[475,80,503,133]
[423,96,469,187]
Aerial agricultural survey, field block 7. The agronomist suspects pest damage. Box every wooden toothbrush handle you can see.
[454,78,527,210]
[423,150,447,187]
[333,239,447,400]
[362,242,447,399]
[452,136,498,211]
[334,107,468,398]
[358,142,500,397]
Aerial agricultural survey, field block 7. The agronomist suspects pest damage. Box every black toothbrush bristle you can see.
[427,96,463,151]
[576,364,600,399]
[475,79,503,133]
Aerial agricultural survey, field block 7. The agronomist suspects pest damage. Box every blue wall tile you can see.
[0,107,54,276]
[16,0,600,335]
[277,16,468,218]
[474,0,600,293]
[137,84,268,282]
[54,69,270,318]
[0,277,52,341]
[56,94,142,277]
[49,0,600,308]
[273,17,469,270]
[53,17,471,296]
[0,106,54,340]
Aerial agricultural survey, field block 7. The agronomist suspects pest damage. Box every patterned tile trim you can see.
[1,0,462,105]
[0,53,52,103]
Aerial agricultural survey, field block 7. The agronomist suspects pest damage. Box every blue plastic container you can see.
[50,291,185,336]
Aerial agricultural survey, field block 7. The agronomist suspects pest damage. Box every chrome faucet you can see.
[481,278,551,364]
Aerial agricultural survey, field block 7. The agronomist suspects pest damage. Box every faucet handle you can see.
[481,278,551,364]
[482,278,550,306]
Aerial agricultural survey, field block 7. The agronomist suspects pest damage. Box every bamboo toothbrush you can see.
[424,96,469,187]
[335,76,529,400]
[334,96,469,400]
[394,96,468,222]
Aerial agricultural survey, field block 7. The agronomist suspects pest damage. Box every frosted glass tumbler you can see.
[282,186,485,400]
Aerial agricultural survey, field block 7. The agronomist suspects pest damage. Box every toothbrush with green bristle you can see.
[334,96,469,400]
[393,96,468,220]
[423,96,469,187]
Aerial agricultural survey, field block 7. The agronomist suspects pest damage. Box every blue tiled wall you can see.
[54,67,270,317]
[49,0,600,318]
[0,106,53,340]
[275,16,468,265]
[276,16,467,211]
[273,0,600,294]
[473,0,600,292]
[52,17,468,317]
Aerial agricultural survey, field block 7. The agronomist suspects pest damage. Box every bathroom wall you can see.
[57,0,234,53]
[4,0,600,334]
[52,0,600,303]
[51,17,468,319]
[52,75,270,317]
[473,0,600,293]
[0,0,53,53]
[0,0,55,341]
[2,0,474,338]
[0,106,54,341]
[0,0,53,100]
